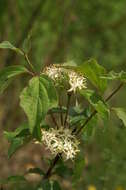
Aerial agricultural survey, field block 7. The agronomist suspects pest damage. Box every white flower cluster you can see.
[44,65,62,80]
[44,65,87,93]
[41,127,80,160]
[68,71,87,93]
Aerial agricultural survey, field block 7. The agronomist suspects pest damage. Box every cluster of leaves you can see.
[0,41,126,189]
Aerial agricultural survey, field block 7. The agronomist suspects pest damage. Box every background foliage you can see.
[0,0,126,190]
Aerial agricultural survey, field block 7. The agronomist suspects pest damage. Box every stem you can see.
[27,70,35,76]
[24,52,35,72]
[64,93,72,127]
[59,101,63,126]
[75,82,124,135]
[74,110,97,135]
[43,154,60,179]
[105,82,123,101]
[50,112,59,129]
[43,82,124,180]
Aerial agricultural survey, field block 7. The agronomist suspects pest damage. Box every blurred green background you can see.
[0,0,126,189]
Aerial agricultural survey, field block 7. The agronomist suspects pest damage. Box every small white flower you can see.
[68,71,87,92]
[43,66,87,92]
[41,127,80,160]
[44,65,62,80]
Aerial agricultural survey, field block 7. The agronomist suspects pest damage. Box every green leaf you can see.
[20,75,58,133]
[0,41,23,55]
[112,107,126,127]
[61,59,107,92]
[51,181,61,190]
[70,115,85,126]
[82,114,97,142]
[7,134,30,158]
[101,70,126,82]
[4,123,29,141]
[69,107,89,127]
[41,180,61,190]
[4,123,31,158]
[22,33,32,54]
[6,175,26,183]
[41,180,51,190]
[8,137,25,158]
[0,175,26,185]
[77,59,107,93]
[72,154,85,184]
[40,75,58,108]
[80,89,110,120]
[0,65,29,94]
[27,168,45,176]
[55,160,73,178]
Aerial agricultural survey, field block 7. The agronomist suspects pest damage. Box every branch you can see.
[75,82,124,135]
[24,52,35,72]
[64,93,72,127]
[105,83,123,102]
[43,154,60,179]
[43,82,124,180]
[59,100,63,126]
[50,112,59,129]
